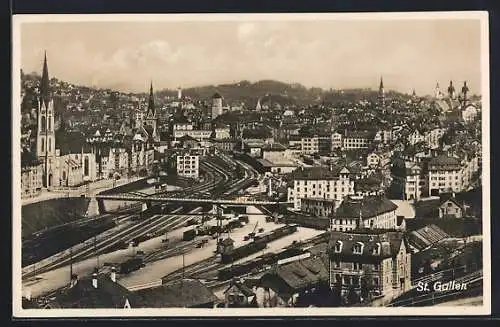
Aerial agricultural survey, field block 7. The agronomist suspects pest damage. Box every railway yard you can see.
[21,153,323,301]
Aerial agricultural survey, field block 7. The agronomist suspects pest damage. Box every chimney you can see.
[24,288,31,301]
[92,269,98,288]
[70,273,78,288]
[111,267,117,283]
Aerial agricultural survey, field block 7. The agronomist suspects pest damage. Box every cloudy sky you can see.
[19,16,483,95]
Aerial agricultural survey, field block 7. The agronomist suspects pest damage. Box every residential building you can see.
[331,132,342,150]
[134,279,218,308]
[438,196,465,218]
[21,150,43,198]
[301,135,331,155]
[462,104,480,123]
[366,152,380,168]
[288,166,355,210]
[342,131,374,150]
[224,280,257,308]
[329,195,400,232]
[328,230,412,301]
[176,153,199,179]
[214,123,231,139]
[428,155,462,196]
[301,198,337,217]
[257,256,329,307]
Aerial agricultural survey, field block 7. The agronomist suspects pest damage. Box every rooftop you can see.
[133,279,217,308]
[333,195,398,219]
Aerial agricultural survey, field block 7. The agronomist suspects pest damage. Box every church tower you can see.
[461,81,469,107]
[447,80,456,99]
[36,52,56,187]
[144,82,159,142]
[434,82,442,99]
[377,76,385,106]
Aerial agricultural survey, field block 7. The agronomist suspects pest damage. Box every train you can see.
[218,246,307,280]
[220,240,267,264]
[253,224,298,244]
[219,224,299,264]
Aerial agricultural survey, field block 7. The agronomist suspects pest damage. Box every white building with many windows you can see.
[176,153,199,179]
[428,155,462,196]
[287,166,355,210]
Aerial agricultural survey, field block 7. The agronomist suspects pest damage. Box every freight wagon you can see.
[220,240,267,264]
[119,257,144,274]
[183,228,197,241]
[253,224,298,244]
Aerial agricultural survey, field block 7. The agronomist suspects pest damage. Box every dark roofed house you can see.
[49,273,135,309]
[331,195,400,231]
[257,256,329,307]
[224,279,257,308]
[428,155,461,171]
[328,230,411,304]
[133,279,218,308]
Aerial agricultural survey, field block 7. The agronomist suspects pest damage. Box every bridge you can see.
[93,193,292,213]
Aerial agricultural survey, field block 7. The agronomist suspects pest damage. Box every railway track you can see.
[22,206,200,280]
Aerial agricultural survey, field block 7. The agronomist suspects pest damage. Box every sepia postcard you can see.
[12,12,491,317]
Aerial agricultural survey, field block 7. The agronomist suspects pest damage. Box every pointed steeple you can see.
[40,51,51,105]
[377,76,385,106]
[379,76,384,91]
[147,81,155,117]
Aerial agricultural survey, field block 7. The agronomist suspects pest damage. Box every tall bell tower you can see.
[36,52,56,187]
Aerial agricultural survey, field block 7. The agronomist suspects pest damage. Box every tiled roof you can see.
[328,230,407,260]
[344,130,376,139]
[261,257,329,294]
[333,196,398,219]
[428,155,461,171]
[290,166,348,180]
[224,281,255,297]
[51,275,133,308]
[132,279,217,308]
[262,143,287,151]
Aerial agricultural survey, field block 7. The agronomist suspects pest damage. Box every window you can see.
[353,262,362,270]
[353,242,364,254]
[41,138,45,152]
[40,116,46,132]
[372,243,381,255]
[334,241,343,253]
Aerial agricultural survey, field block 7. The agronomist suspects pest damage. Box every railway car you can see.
[183,228,197,241]
[253,224,298,244]
[220,240,267,264]
[119,257,144,274]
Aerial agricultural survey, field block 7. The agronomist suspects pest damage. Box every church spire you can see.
[377,76,385,106]
[147,81,155,117]
[40,51,51,105]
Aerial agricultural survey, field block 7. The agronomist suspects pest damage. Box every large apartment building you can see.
[428,155,462,196]
[300,136,331,155]
[176,153,200,179]
[288,166,355,210]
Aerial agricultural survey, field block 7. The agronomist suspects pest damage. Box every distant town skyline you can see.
[20,16,483,95]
